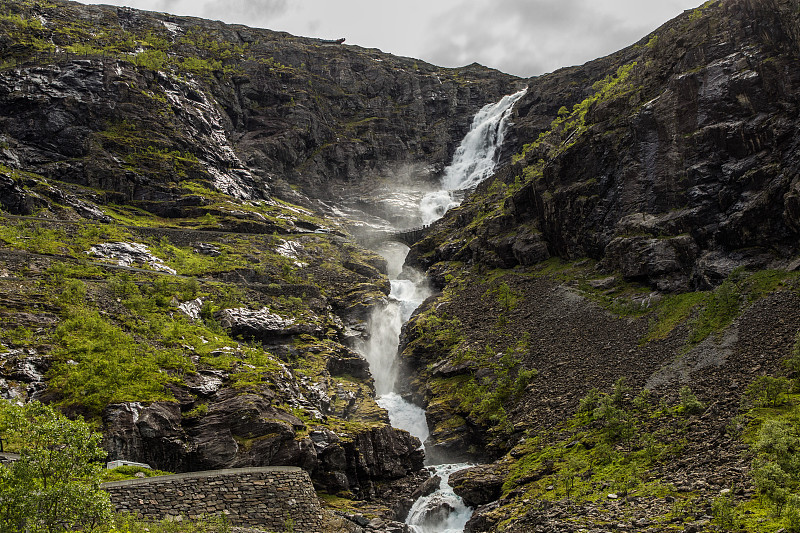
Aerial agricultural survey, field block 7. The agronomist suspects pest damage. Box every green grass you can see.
[643,292,707,343]
[497,385,688,529]
[50,308,185,414]
[100,465,174,483]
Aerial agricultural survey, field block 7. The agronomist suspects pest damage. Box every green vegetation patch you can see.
[50,308,185,414]
[100,465,174,483]
[497,382,691,530]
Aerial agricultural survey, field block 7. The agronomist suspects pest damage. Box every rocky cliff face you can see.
[399,0,800,530]
[0,0,519,217]
[412,0,800,291]
[0,0,515,519]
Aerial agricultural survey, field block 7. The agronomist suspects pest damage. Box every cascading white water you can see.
[406,464,474,533]
[357,242,432,437]
[420,89,528,225]
[353,88,526,532]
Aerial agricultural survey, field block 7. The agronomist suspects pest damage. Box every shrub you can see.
[751,420,800,518]
[50,309,179,414]
[633,388,651,413]
[593,394,635,443]
[611,377,630,405]
[712,492,738,529]
[132,49,168,70]
[483,281,522,312]
[578,388,602,414]
[746,375,791,408]
[752,460,789,505]
[785,333,800,391]
[788,497,800,533]
[678,386,704,416]
[753,419,799,474]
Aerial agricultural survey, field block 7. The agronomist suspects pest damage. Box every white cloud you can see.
[200,0,288,25]
[77,0,703,76]
[422,0,702,76]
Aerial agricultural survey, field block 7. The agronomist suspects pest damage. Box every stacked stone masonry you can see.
[101,467,322,532]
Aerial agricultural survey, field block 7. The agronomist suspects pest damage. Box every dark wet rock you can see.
[449,464,506,507]
[411,474,442,500]
[326,353,372,380]
[0,172,37,215]
[187,389,317,471]
[464,501,501,533]
[102,402,189,472]
[601,234,699,291]
[511,228,551,266]
[337,425,425,499]
[430,357,476,378]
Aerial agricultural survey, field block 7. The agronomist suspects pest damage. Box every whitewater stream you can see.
[354,88,526,532]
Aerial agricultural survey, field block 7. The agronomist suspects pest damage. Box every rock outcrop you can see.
[411,0,800,292]
[0,0,519,219]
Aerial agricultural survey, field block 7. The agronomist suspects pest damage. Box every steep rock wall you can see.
[412,0,800,292]
[0,0,520,214]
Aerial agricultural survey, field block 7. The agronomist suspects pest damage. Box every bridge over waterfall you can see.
[353,224,433,247]
[388,224,432,246]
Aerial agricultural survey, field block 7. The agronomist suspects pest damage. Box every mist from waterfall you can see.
[352,88,526,532]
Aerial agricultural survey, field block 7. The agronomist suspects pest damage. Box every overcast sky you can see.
[78,0,703,77]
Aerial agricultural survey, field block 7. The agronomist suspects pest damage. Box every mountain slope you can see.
[0,0,516,524]
[2,0,800,531]
[402,0,800,530]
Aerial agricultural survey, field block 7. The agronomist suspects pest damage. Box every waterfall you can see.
[353,88,526,532]
[420,89,527,225]
[405,464,475,533]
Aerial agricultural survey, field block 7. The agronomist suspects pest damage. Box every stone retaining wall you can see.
[101,466,322,532]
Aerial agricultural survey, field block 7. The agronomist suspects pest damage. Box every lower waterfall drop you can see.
[355,88,527,532]
[405,464,474,533]
[360,242,473,533]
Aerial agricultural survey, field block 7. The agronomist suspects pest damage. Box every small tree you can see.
[784,334,800,392]
[746,376,791,408]
[0,400,111,532]
[711,492,738,529]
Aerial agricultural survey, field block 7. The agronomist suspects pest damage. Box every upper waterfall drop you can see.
[443,88,528,190]
[420,88,527,225]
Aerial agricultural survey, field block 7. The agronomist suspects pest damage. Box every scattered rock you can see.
[88,242,176,274]
[193,243,220,256]
[216,307,320,339]
[177,297,204,321]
